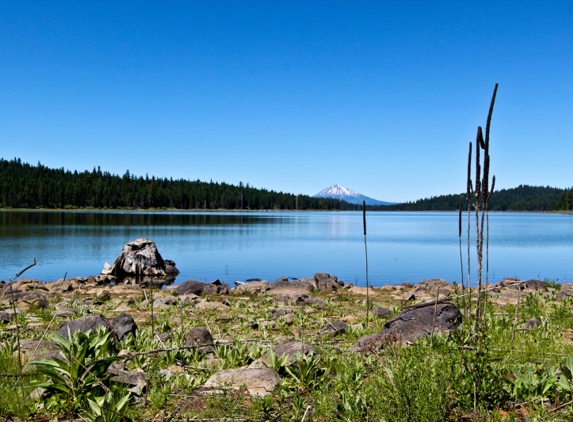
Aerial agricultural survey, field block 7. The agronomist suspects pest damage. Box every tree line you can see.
[374,185,568,212]
[1,158,570,212]
[0,158,348,210]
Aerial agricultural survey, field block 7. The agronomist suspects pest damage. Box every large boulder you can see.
[113,313,138,341]
[171,279,227,296]
[314,273,344,291]
[382,302,462,344]
[58,314,114,339]
[101,238,179,280]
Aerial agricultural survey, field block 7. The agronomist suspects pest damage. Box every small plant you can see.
[265,349,290,373]
[30,327,129,418]
[285,351,326,390]
[507,364,558,405]
[85,386,131,422]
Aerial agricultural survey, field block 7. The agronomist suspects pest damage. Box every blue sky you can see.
[1,1,572,203]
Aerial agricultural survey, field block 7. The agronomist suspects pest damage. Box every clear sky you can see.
[1,1,572,203]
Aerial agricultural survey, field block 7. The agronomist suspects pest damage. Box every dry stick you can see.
[480,83,498,331]
[549,398,573,413]
[458,196,464,312]
[363,200,370,328]
[466,142,473,324]
[7,258,37,395]
[430,287,440,349]
[300,405,313,422]
[474,126,484,331]
[512,287,522,346]
[150,285,155,335]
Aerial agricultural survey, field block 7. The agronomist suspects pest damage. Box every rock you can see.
[58,314,114,339]
[171,279,226,296]
[95,289,111,301]
[18,339,60,362]
[153,297,177,308]
[557,283,573,300]
[156,332,173,343]
[372,306,393,318]
[53,308,81,318]
[1,291,48,306]
[271,309,293,319]
[235,280,271,294]
[102,238,179,280]
[49,280,73,294]
[525,279,547,291]
[401,279,453,302]
[113,305,133,313]
[294,294,326,309]
[204,368,280,396]
[30,387,48,400]
[314,273,344,291]
[269,277,313,296]
[180,293,201,304]
[0,311,13,323]
[113,313,138,341]
[185,327,215,354]
[107,364,148,396]
[195,300,229,311]
[352,332,401,353]
[319,321,348,336]
[525,317,542,330]
[383,302,462,344]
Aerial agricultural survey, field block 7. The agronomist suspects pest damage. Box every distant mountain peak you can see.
[314,184,394,206]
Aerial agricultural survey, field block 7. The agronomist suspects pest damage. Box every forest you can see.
[0,158,346,211]
[0,158,570,211]
[378,185,571,212]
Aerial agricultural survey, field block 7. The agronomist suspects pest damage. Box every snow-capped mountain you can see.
[313,184,394,206]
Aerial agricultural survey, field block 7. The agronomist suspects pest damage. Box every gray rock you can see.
[235,280,271,294]
[18,339,60,361]
[557,283,573,300]
[294,294,326,309]
[269,277,314,295]
[172,279,226,296]
[152,297,177,308]
[185,327,215,354]
[525,279,547,291]
[102,237,179,279]
[271,309,292,319]
[383,302,462,344]
[319,321,348,336]
[352,332,401,353]
[372,306,393,318]
[58,314,114,339]
[0,311,12,324]
[314,273,344,291]
[525,317,542,330]
[204,368,280,396]
[107,364,148,396]
[113,313,138,341]
[156,332,173,342]
[53,308,81,318]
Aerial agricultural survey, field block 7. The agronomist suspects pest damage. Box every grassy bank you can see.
[2,279,573,421]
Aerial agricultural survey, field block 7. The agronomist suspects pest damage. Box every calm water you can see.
[1,210,572,286]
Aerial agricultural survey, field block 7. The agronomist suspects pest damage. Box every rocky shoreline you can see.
[3,269,573,420]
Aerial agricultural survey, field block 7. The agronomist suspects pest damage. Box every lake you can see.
[1,210,572,286]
